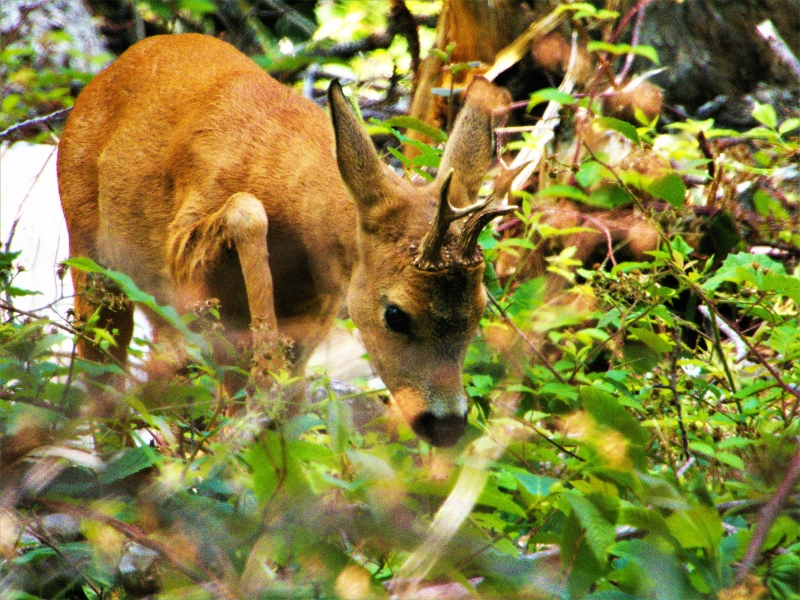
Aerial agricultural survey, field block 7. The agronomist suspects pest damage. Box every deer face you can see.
[346,192,489,446]
[329,77,510,447]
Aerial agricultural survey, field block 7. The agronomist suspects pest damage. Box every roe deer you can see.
[57,33,511,447]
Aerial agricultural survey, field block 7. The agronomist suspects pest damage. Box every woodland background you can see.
[1,0,800,598]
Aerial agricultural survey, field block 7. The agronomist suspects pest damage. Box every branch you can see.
[308,0,419,75]
[0,108,72,141]
[735,440,800,584]
[39,499,233,595]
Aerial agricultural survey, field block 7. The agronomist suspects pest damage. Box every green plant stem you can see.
[668,329,690,459]
[706,300,739,397]
[486,291,566,384]
[688,281,800,404]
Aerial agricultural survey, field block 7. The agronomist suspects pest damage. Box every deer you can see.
[57,33,512,447]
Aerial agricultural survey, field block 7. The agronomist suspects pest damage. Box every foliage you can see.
[2,3,800,600]
[0,32,98,140]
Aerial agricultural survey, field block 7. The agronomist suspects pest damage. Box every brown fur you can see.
[57,33,511,447]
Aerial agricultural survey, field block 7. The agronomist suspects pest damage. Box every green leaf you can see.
[587,183,633,208]
[666,506,724,551]
[646,174,686,207]
[595,116,640,144]
[580,386,648,445]
[714,451,745,470]
[702,252,786,292]
[411,151,441,169]
[778,117,800,135]
[381,116,447,143]
[100,446,158,485]
[528,87,575,110]
[628,327,674,354]
[385,145,410,166]
[585,591,640,600]
[327,398,352,455]
[430,48,450,62]
[563,493,616,560]
[620,506,673,540]
[688,442,716,457]
[179,0,216,14]
[575,161,607,188]
[478,480,526,518]
[753,189,789,219]
[751,101,778,129]
[246,430,309,504]
[65,257,209,355]
[513,472,559,497]
[1,94,20,113]
[586,41,660,65]
[536,184,588,202]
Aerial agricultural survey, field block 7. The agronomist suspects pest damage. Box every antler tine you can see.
[458,204,515,262]
[414,169,491,270]
[456,161,527,262]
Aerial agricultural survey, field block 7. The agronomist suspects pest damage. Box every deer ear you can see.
[328,80,389,210]
[434,76,511,208]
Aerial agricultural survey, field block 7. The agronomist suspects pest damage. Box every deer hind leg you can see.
[71,267,134,366]
[68,261,134,418]
[167,192,284,390]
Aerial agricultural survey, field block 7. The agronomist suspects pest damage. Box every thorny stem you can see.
[735,440,800,584]
[616,0,646,82]
[609,0,656,44]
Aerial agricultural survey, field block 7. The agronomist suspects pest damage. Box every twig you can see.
[38,499,230,592]
[485,291,567,384]
[689,284,800,404]
[0,108,72,141]
[735,440,800,584]
[0,299,126,369]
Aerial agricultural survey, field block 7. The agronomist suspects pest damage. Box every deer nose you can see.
[412,412,467,447]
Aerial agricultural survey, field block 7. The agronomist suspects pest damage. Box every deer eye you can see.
[384,304,412,336]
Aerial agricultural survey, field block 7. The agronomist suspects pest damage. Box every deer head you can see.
[329,77,511,447]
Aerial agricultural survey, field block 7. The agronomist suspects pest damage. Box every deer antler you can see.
[413,170,494,270]
[457,204,515,264]
[457,161,528,263]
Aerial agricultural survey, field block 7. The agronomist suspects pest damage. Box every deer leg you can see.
[220,193,286,387]
[168,192,285,389]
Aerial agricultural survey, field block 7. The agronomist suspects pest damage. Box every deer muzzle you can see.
[411,411,467,448]
[391,383,468,447]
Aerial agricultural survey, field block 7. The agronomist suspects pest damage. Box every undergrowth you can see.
[2,5,800,600]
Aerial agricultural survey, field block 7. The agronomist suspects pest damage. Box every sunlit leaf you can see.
[646,174,686,207]
[595,116,640,144]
